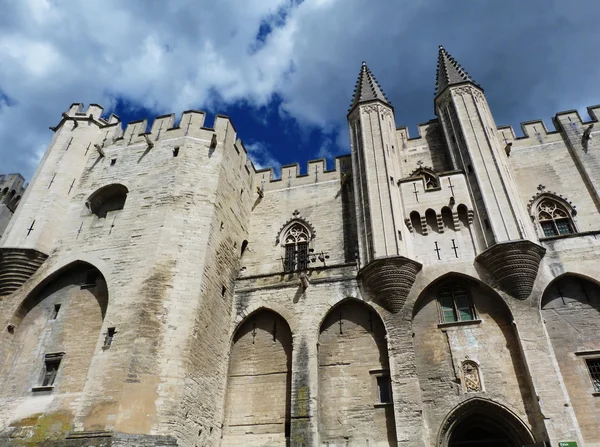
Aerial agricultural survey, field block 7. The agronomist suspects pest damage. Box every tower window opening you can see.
[173,147,180,157]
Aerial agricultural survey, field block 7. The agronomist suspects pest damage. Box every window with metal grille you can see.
[438,283,475,323]
[586,358,600,393]
[283,223,310,273]
[537,198,575,237]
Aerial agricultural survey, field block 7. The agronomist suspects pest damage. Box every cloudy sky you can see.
[1,0,600,180]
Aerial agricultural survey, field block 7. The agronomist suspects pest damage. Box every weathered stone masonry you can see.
[0,46,599,446]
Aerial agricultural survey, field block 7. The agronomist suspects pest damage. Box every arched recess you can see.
[438,398,536,447]
[87,184,128,219]
[412,274,540,442]
[0,261,108,397]
[318,299,397,446]
[222,309,292,445]
[541,274,600,443]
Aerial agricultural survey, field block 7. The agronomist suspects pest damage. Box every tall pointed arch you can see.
[222,309,292,445]
[438,398,535,447]
[318,299,397,445]
[0,261,108,397]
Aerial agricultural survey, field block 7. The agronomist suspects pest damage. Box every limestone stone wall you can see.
[318,300,396,446]
[222,310,292,446]
[542,275,600,446]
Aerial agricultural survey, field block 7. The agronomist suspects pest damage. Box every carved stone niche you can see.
[475,240,546,300]
[358,256,422,313]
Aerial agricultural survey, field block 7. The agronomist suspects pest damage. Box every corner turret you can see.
[348,61,393,115]
[434,46,543,299]
[435,45,481,98]
[348,62,421,312]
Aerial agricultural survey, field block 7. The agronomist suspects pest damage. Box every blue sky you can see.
[1,0,600,180]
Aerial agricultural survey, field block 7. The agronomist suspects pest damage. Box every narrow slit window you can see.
[377,376,392,403]
[40,354,63,387]
[104,327,116,347]
[173,147,180,157]
[51,304,61,320]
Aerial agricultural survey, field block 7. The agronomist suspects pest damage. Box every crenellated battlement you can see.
[253,155,352,192]
[497,104,600,146]
[52,104,260,177]
[396,119,441,146]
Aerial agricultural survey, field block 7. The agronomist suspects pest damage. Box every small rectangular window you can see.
[377,376,392,403]
[173,147,180,157]
[586,358,600,393]
[284,245,295,272]
[297,242,309,271]
[51,304,61,320]
[104,327,116,348]
[41,354,63,387]
[110,158,116,166]
[438,288,457,323]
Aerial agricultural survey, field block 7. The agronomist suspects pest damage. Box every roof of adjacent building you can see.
[435,45,480,96]
[349,61,392,112]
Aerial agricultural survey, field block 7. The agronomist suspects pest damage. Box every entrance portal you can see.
[449,415,517,446]
[439,398,536,447]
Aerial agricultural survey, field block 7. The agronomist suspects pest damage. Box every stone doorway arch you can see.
[438,398,536,447]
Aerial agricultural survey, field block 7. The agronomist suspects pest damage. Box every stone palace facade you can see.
[0,46,598,447]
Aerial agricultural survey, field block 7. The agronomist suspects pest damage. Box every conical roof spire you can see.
[349,61,392,113]
[435,45,479,96]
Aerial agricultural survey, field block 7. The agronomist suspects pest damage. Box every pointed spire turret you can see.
[435,45,480,97]
[349,61,392,113]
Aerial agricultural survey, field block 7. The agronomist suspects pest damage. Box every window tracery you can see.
[536,197,576,237]
[408,167,440,191]
[283,223,310,272]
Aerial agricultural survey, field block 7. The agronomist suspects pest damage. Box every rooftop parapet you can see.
[253,156,352,193]
[497,104,600,146]
[396,119,441,146]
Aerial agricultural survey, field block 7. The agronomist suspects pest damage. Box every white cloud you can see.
[1,0,600,178]
[246,141,282,175]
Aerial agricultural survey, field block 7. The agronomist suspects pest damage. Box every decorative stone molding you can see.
[0,248,48,297]
[358,256,422,313]
[475,240,545,300]
[276,210,316,244]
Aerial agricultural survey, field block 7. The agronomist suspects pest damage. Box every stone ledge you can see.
[438,319,482,329]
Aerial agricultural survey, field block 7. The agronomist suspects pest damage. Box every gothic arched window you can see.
[283,223,310,272]
[422,172,439,190]
[437,282,475,323]
[536,198,576,237]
